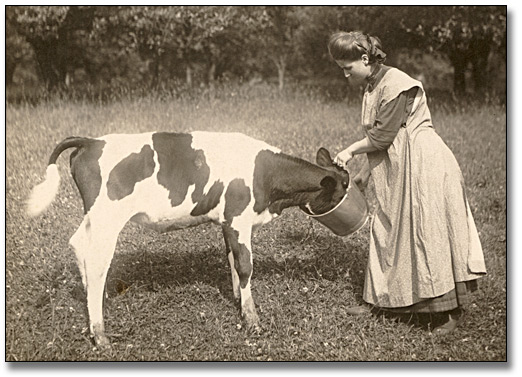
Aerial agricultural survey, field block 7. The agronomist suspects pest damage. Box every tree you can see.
[319,6,505,95]
[6,6,506,97]
[5,14,34,86]
[7,6,97,89]
[95,6,180,88]
[397,6,506,94]
[96,6,244,88]
[171,6,240,87]
[260,6,300,91]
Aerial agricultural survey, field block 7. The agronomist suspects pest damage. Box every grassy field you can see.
[5,85,506,361]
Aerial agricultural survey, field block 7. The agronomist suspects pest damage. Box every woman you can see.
[328,31,486,335]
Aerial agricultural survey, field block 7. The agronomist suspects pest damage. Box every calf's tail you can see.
[26,137,93,217]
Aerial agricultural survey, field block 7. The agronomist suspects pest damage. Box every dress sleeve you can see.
[365,86,418,150]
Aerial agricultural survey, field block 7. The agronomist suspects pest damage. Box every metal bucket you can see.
[305,181,369,236]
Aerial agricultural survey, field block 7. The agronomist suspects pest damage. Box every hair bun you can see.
[367,34,387,63]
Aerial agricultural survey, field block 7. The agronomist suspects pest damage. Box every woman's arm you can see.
[347,137,379,155]
[334,87,418,169]
[334,137,378,167]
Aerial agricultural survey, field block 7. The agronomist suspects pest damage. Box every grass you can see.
[5,84,506,361]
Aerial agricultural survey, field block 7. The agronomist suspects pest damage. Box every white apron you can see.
[361,68,486,308]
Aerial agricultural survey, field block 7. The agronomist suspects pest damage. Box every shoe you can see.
[431,309,461,335]
[346,305,371,315]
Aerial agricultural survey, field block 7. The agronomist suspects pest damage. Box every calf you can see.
[26,131,349,348]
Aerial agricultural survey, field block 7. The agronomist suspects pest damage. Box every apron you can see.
[361,68,486,308]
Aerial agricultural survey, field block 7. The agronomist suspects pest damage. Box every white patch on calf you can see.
[253,208,279,229]
[191,132,279,184]
[191,132,280,224]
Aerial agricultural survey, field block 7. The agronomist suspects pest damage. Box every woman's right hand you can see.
[334,148,354,169]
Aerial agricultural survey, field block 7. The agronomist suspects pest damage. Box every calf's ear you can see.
[316,148,333,167]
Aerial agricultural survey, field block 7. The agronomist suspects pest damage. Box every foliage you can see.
[7,6,97,89]
[396,5,506,93]
[6,6,506,98]
[7,5,69,38]
[5,18,34,86]
[255,6,299,91]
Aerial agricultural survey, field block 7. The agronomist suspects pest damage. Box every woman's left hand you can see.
[334,148,353,169]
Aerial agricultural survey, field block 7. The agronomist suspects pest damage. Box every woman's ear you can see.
[361,54,369,66]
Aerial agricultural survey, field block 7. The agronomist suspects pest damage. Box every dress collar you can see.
[366,64,388,92]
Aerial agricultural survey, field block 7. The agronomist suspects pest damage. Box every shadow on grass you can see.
[103,225,369,305]
[369,308,451,333]
[40,222,456,349]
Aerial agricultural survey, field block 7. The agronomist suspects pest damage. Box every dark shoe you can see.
[346,305,371,315]
[431,308,461,336]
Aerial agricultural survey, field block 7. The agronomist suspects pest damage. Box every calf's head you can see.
[300,148,350,215]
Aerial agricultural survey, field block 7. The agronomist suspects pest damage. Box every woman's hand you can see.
[334,148,354,169]
[334,138,377,170]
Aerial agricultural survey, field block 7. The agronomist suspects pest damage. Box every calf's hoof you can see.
[93,334,111,350]
[242,311,261,334]
[246,321,262,335]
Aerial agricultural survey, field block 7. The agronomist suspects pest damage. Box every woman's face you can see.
[335,54,372,86]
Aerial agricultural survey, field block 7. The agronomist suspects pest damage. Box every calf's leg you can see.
[223,225,241,301]
[69,210,129,348]
[222,223,260,332]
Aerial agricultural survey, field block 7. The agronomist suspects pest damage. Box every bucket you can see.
[304,181,369,236]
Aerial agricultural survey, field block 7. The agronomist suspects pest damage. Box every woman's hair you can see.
[328,31,386,64]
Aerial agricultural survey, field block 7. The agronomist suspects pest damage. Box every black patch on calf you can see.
[107,145,155,201]
[70,140,106,214]
[252,150,274,214]
[224,179,251,223]
[190,180,225,216]
[222,226,252,289]
[235,242,252,289]
[253,149,346,215]
[253,150,317,215]
[152,133,210,207]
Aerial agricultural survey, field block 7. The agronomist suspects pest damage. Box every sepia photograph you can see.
[4,4,508,363]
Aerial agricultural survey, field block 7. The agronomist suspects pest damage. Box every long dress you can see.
[361,66,487,311]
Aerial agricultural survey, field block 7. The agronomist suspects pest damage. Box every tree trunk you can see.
[186,65,193,87]
[208,61,216,88]
[277,65,285,92]
[470,39,492,93]
[150,57,160,89]
[30,39,65,90]
[6,56,16,86]
[448,50,468,95]
[275,56,286,92]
